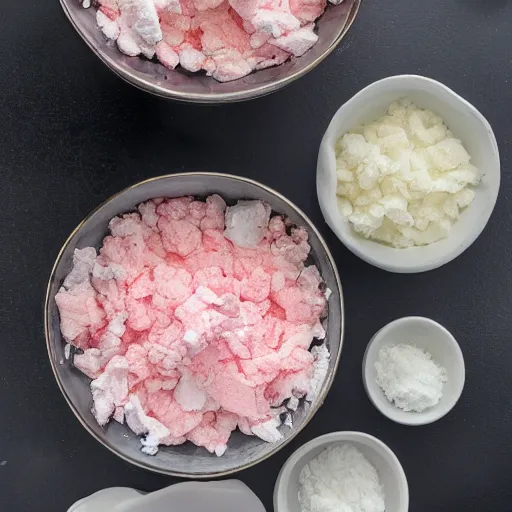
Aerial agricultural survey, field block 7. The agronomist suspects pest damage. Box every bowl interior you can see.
[46,173,343,476]
[363,317,465,425]
[60,0,360,102]
[276,433,408,512]
[317,75,500,272]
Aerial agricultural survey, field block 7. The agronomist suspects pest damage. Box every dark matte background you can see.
[1,0,511,510]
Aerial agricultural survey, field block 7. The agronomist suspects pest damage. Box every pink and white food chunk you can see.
[56,195,330,456]
[84,0,344,82]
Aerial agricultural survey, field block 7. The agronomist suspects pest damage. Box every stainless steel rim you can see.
[44,172,345,477]
[59,1,361,103]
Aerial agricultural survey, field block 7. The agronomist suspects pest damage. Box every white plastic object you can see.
[68,480,267,512]
[274,431,408,512]
[363,316,465,425]
[317,74,500,273]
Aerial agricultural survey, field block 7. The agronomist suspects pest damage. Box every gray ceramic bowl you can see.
[45,173,344,477]
[60,0,360,103]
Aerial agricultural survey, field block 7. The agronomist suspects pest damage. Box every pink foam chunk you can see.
[153,263,192,306]
[159,217,202,257]
[289,0,327,23]
[147,391,204,437]
[240,266,271,303]
[206,361,263,418]
[55,280,106,348]
[187,411,238,455]
[200,194,226,231]
[56,195,329,456]
[157,196,194,220]
[155,41,180,68]
[130,269,155,299]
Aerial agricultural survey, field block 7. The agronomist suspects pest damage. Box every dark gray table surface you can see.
[1,0,511,510]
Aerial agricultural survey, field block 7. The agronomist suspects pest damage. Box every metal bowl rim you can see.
[44,171,345,477]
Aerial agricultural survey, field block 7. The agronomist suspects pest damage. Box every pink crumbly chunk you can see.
[155,41,180,69]
[56,195,329,456]
[88,0,335,82]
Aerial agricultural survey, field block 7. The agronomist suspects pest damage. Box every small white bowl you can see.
[363,317,465,425]
[274,432,408,512]
[317,74,500,273]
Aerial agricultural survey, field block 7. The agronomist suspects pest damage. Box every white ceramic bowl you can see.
[363,317,465,425]
[274,431,409,512]
[317,74,500,273]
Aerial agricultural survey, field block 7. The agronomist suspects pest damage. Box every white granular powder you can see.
[375,343,447,412]
[298,444,385,512]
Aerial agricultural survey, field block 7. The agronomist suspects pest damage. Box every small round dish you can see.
[317,74,500,273]
[274,431,409,512]
[363,317,465,425]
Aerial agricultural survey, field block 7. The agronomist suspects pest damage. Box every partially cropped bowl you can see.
[317,75,500,273]
[45,172,344,477]
[274,432,409,512]
[60,0,360,103]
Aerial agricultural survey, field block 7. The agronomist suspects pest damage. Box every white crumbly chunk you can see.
[124,395,170,455]
[335,99,478,247]
[174,372,207,412]
[116,30,143,56]
[63,248,97,289]
[64,343,71,360]
[299,444,385,512]
[96,10,120,41]
[108,313,128,337]
[90,356,129,426]
[252,10,300,38]
[224,200,271,248]
[105,0,162,58]
[251,417,283,442]
[118,0,162,45]
[141,434,160,455]
[270,25,318,57]
[306,345,330,402]
[183,329,199,345]
[93,261,126,281]
[215,444,227,457]
[287,396,300,411]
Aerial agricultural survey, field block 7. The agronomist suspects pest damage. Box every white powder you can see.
[375,343,447,412]
[299,444,385,512]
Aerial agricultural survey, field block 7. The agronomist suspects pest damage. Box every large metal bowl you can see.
[45,173,344,477]
[60,0,361,103]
